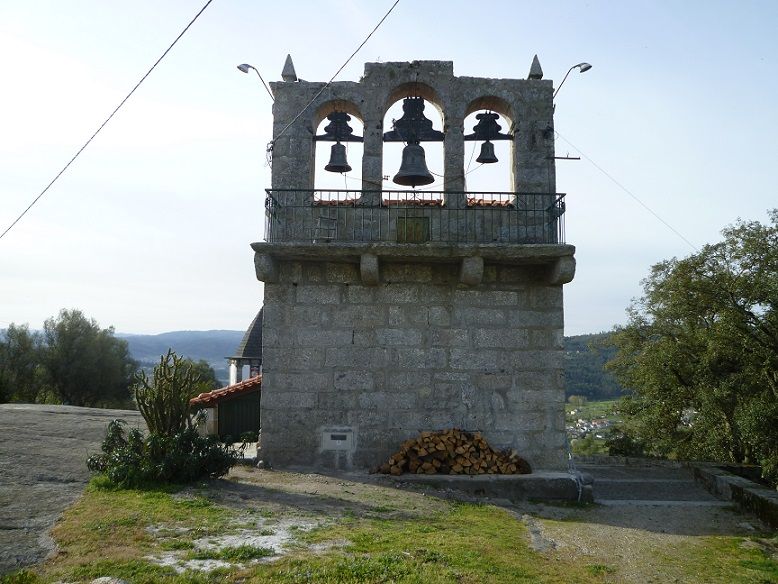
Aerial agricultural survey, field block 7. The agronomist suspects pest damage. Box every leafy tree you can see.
[133,349,213,436]
[607,210,778,484]
[0,324,44,403]
[565,333,626,400]
[188,359,220,391]
[42,309,137,407]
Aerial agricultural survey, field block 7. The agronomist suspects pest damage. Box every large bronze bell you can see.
[393,143,434,187]
[476,140,498,164]
[324,142,351,173]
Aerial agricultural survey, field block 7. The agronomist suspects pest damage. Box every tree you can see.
[42,309,137,407]
[607,210,778,484]
[0,324,44,403]
[187,359,220,391]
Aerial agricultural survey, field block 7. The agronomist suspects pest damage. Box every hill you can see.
[564,332,627,400]
[119,330,244,385]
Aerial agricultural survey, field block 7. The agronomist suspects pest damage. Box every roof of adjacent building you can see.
[189,375,262,407]
[230,308,263,360]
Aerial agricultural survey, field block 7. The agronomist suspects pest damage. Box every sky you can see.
[1,0,776,336]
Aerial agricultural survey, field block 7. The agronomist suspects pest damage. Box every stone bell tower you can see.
[252,58,575,471]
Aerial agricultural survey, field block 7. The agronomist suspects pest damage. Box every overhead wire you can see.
[266,0,401,162]
[0,0,216,242]
[555,130,699,252]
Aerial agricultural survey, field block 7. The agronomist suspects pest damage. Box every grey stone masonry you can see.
[254,59,575,473]
[269,59,555,196]
[257,245,572,471]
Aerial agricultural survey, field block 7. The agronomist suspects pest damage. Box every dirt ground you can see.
[0,404,773,582]
[0,403,143,574]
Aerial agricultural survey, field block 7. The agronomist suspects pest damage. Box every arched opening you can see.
[312,100,365,202]
[462,110,512,198]
[382,83,445,205]
[463,96,514,203]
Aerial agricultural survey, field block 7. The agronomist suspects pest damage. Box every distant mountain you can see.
[565,332,627,400]
[119,330,244,385]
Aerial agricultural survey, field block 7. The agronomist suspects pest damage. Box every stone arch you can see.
[382,82,446,198]
[313,99,365,129]
[384,81,445,121]
[463,95,516,194]
[312,99,365,194]
[464,95,514,126]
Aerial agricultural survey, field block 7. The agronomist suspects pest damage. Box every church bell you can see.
[476,140,498,164]
[324,142,351,173]
[393,143,434,187]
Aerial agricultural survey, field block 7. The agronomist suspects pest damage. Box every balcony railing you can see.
[264,189,565,245]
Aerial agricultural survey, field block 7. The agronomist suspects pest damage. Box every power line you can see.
[555,130,699,252]
[267,0,401,162]
[0,0,216,242]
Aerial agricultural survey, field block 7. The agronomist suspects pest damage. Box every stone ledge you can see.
[251,242,576,285]
[382,471,593,503]
[692,464,778,529]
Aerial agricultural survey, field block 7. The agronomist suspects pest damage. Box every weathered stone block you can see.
[263,391,317,409]
[428,306,452,326]
[296,285,342,305]
[346,286,376,303]
[375,328,422,347]
[272,372,331,392]
[430,328,470,348]
[326,262,360,283]
[388,305,429,326]
[382,263,433,282]
[334,370,375,391]
[262,348,324,369]
[473,328,529,349]
[325,347,393,368]
[386,371,432,391]
[453,307,507,326]
[377,284,419,303]
[397,347,448,369]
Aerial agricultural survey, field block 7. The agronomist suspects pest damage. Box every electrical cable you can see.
[267,0,401,161]
[555,130,699,252]
[0,0,216,242]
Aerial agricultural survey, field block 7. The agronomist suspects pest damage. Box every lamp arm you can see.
[553,65,576,100]
[250,66,275,102]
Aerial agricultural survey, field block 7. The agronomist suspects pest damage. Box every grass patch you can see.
[189,545,275,561]
[159,539,195,551]
[259,503,602,583]
[35,477,233,583]
[586,564,616,576]
[669,536,778,583]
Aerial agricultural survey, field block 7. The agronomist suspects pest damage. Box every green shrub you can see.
[87,419,237,488]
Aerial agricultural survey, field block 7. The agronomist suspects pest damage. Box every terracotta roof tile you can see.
[313,199,359,207]
[466,198,514,207]
[383,198,443,207]
[189,375,262,407]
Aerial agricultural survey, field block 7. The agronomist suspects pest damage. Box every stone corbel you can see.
[360,254,380,286]
[459,256,484,286]
[546,256,576,285]
[254,253,279,283]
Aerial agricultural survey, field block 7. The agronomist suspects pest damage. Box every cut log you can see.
[377,428,532,477]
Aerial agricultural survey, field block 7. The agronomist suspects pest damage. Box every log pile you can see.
[376,429,531,476]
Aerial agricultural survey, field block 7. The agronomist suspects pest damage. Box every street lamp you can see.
[553,62,592,99]
[237,63,274,102]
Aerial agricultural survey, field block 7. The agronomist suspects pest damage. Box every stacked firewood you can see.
[376,429,531,476]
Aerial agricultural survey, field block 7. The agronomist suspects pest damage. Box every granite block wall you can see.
[260,259,567,471]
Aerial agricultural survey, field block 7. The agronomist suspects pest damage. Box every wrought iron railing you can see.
[264,189,565,244]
